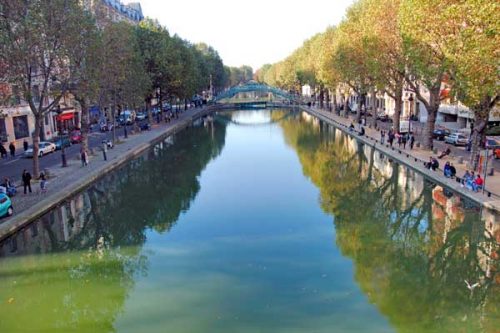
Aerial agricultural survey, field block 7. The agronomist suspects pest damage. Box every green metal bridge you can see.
[214,82,300,105]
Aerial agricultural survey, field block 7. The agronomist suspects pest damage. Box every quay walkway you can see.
[0,106,214,241]
[301,106,500,213]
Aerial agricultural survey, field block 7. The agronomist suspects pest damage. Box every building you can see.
[83,0,144,27]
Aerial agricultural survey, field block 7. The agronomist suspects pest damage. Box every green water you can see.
[0,109,499,333]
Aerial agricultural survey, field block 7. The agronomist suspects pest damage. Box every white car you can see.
[445,133,468,146]
[24,142,56,158]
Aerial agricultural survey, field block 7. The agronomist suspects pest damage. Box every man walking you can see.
[9,142,15,158]
[81,148,88,167]
[22,169,32,194]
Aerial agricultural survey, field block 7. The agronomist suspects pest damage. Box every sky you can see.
[135,0,355,71]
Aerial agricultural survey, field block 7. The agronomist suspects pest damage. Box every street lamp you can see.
[55,105,67,167]
[408,94,414,133]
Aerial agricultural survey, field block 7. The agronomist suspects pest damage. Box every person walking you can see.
[380,130,385,144]
[22,169,32,194]
[388,130,394,147]
[39,172,47,194]
[0,144,7,159]
[80,148,88,167]
[9,142,15,158]
[23,140,28,152]
[409,134,415,150]
[402,133,407,149]
[102,141,108,161]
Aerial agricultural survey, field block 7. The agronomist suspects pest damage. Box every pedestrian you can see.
[449,163,456,178]
[102,141,108,161]
[0,144,7,159]
[380,130,385,144]
[359,126,365,136]
[80,148,88,167]
[431,157,439,171]
[396,133,402,148]
[409,134,415,150]
[9,142,15,158]
[402,133,407,149]
[23,140,28,152]
[39,172,47,193]
[22,169,32,194]
[388,130,394,147]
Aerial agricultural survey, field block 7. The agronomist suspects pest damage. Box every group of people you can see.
[461,170,484,192]
[0,141,28,159]
[380,129,415,150]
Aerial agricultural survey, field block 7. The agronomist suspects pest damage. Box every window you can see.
[0,119,6,143]
[13,115,29,139]
[45,114,49,126]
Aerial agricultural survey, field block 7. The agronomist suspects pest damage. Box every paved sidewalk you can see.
[307,106,500,200]
[0,106,212,239]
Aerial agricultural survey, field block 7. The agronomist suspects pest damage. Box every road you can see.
[376,119,500,172]
[0,124,133,183]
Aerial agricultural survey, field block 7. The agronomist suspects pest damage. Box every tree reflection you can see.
[0,120,227,332]
[280,113,500,332]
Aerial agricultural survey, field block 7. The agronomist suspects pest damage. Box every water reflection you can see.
[279,112,500,332]
[0,120,227,332]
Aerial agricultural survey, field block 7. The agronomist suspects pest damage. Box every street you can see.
[0,126,119,183]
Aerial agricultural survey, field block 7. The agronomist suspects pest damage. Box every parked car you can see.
[135,112,147,121]
[53,136,71,150]
[376,114,392,122]
[24,141,56,158]
[0,193,13,217]
[70,130,82,144]
[445,133,468,146]
[485,137,500,150]
[433,128,451,141]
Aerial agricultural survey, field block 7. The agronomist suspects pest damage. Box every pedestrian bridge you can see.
[214,82,299,105]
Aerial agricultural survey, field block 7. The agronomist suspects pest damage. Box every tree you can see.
[424,0,499,169]
[399,0,451,150]
[99,22,150,143]
[66,8,100,155]
[0,0,87,176]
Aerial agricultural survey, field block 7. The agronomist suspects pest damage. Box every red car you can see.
[70,130,82,144]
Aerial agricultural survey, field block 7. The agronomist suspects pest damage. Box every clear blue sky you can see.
[136,0,355,71]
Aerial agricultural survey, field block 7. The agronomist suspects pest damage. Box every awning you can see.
[56,112,74,121]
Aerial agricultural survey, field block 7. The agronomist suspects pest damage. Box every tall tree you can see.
[399,0,451,150]
[0,0,86,176]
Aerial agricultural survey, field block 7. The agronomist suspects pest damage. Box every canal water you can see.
[0,109,499,333]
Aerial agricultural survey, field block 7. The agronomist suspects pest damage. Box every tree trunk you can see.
[112,101,117,144]
[422,108,437,150]
[393,87,403,134]
[79,97,90,154]
[319,88,324,109]
[421,86,441,150]
[370,88,377,128]
[146,95,153,126]
[469,98,491,171]
[32,115,42,178]
[355,95,362,124]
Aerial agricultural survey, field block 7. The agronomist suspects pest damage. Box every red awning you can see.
[57,113,74,121]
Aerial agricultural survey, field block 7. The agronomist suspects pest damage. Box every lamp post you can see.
[55,106,67,167]
[408,94,414,133]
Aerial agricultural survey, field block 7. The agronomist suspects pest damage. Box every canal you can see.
[0,109,499,332]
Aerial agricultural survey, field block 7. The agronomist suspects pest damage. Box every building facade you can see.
[83,0,144,27]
